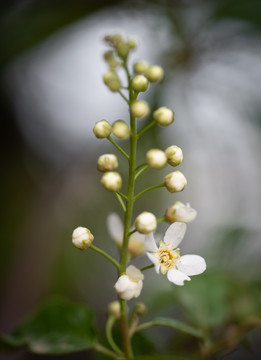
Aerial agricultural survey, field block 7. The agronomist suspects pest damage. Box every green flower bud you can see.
[103,70,121,92]
[112,120,130,139]
[133,61,148,74]
[101,171,122,192]
[93,120,112,138]
[130,100,150,118]
[127,39,137,49]
[134,211,157,234]
[153,106,174,126]
[116,42,130,59]
[72,226,94,250]
[164,171,187,193]
[145,65,164,82]
[104,50,119,69]
[107,301,121,319]
[135,302,147,316]
[146,149,167,169]
[165,145,183,166]
[97,154,118,172]
[131,75,149,92]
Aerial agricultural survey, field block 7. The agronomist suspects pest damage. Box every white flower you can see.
[114,265,144,301]
[144,222,206,286]
[107,213,145,257]
[166,201,197,223]
[72,226,94,250]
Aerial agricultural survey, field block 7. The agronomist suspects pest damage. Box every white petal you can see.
[144,232,158,252]
[126,265,144,281]
[167,268,191,286]
[163,222,186,248]
[146,252,160,273]
[107,213,123,244]
[177,255,206,276]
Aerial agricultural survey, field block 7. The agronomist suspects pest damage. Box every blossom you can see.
[107,213,145,257]
[166,201,197,223]
[144,222,206,285]
[114,265,144,301]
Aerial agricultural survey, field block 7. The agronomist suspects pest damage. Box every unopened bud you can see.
[112,120,130,139]
[131,75,149,92]
[97,154,118,172]
[127,39,137,49]
[107,301,121,319]
[164,171,187,193]
[114,265,144,301]
[133,61,148,74]
[104,51,119,69]
[93,120,112,138]
[103,70,121,92]
[134,211,157,234]
[101,171,122,192]
[116,42,130,59]
[145,65,164,82]
[165,145,183,166]
[146,149,167,169]
[72,226,94,250]
[166,201,197,223]
[135,302,147,316]
[153,107,174,127]
[130,100,150,118]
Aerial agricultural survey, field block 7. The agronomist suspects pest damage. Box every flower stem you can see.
[106,316,124,356]
[94,343,122,359]
[90,245,120,270]
[108,136,129,160]
[134,183,165,200]
[118,90,130,104]
[140,264,154,272]
[135,165,149,180]
[137,119,156,139]
[115,192,126,212]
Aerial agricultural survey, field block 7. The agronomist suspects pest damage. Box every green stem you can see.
[135,165,149,180]
[106,317,124,356]
[108,136,129,160]
[135,162,147,171]
[90,245,120,270]
[157,216,167,223]
[140,264,155,272]
[137,119,156,139]
[115,192,126,212]
[117,191,128,200]
[118,90,130,104]
[127,228,136,237]
[94,343,122,360]
[134,183,165,201]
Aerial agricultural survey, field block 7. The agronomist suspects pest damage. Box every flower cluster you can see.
[71,34,206,358]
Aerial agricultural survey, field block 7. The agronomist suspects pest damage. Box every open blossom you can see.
[114,265,144,301]
[107,213,145,257]
[145,222,206,286]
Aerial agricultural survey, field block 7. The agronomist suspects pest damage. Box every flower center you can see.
[157,241,180,274]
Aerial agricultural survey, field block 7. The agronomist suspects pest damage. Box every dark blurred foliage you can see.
[1,0,261,359]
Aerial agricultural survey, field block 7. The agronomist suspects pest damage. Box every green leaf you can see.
[0,296,97,354]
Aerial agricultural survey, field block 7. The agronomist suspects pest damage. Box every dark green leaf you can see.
[151,317,205,339]
[0,297,97,354]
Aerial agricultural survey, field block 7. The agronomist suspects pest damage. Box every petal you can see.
[167,268,191,286]
[163,222,187,248]
[146,252,160,273]
[177,255,206,276]
[144,232,158,252]
[107,213,123,244]
[126,265,144,281]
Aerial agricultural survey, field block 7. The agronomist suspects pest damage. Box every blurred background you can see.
[1,0,261,359]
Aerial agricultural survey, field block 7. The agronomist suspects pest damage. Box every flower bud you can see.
[104,50,119,69]
[114,265,144,301]
[164,171,187,193]
[134,211,157,234]
[133,61,148,74]
[153,107,174,126]
[146,149,167,169]
[130,100,150,118]
[165,145,183,166]
[166,201,197,223]
[103,70,121,92]
[93,120,112,138]
[72,226,94,250]
[116,42,130,59]
[131,75,149,92]
[112,120,130,139]
[101,171,122,192]
[134,302,147,316]
[127,39,137,49]
[145,65,164,82]
[107,301,121,319]
[97,154,118,172]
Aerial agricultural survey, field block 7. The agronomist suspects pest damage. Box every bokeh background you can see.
[1,0,261,359]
